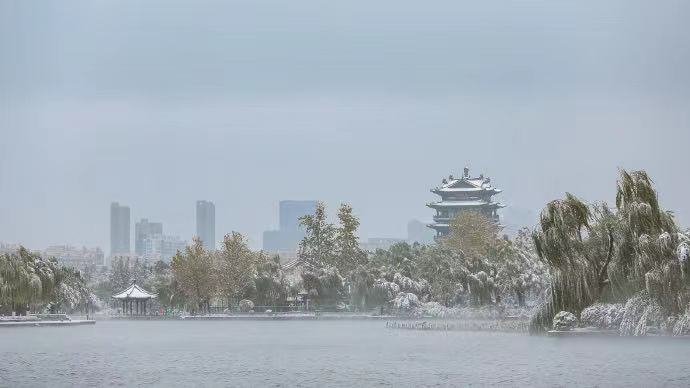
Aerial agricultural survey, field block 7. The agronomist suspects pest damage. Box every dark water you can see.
[1,320,689,387]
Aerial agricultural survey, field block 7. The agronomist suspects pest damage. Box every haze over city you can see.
[4,2,690,387]
[2,0,689,252]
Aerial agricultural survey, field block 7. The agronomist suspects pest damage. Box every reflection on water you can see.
[1,320,688,387]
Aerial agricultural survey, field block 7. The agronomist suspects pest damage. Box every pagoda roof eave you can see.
[432,187,501,194]
[427,223,450,228]
[427,201,503,208]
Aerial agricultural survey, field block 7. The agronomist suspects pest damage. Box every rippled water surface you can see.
[1,320,689,387]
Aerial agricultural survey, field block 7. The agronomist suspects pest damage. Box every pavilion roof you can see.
[112,282,157,299]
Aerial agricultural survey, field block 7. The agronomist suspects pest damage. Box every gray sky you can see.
[1,0,689,251]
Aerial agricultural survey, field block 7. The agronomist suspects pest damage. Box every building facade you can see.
[427,168,504,238]
[263,200,318,258]
[135,218,163,256]
[44,245,105,269]
[142,234,187,262]
[110,202,131,256]
[279,200,318,232]
[196,200,216,251]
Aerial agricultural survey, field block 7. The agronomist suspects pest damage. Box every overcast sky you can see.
[1,0,689,251]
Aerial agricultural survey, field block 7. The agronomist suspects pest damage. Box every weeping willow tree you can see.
[530,170,690,333]
[530,194,615,331]
[0,248,56,314]
[0,247,93,315]
[610,170,689,330]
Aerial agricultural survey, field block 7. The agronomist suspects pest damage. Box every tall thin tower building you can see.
[110,202,131,256]
[196,200,216,251]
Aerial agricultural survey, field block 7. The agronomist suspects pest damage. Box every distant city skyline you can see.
[3,1,689,251]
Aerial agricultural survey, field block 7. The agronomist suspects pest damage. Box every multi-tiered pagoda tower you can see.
[427,167,504,238]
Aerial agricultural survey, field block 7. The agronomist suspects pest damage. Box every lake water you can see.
[1,320,689,387]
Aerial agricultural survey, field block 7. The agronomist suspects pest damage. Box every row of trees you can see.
[0,247,93,315]
[170,232,287,313]
[8,168,686,328]
[151,168,689,332]
[295,203,547,311]
[94,202,546,315]
[0,202,549,317]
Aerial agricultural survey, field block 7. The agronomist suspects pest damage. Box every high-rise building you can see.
[263,200,318,258]
[142,234,187,263]
[279,200,319,232]
[427,167,504,238]
[196,200,216,251]
[110,202,131,256]
[135,218,163,256]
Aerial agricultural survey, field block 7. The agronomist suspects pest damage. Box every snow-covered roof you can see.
[427,200,504,208]
[435,186,480,192]
[112,282,157,299]
[433,174,501,194]
[283,258,303,270]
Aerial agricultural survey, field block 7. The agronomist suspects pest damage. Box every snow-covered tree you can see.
[334,203,366,275]
[171,238,215,314]
[300,265,345,306]
[531,170,690,333]
[0,247,94,315]
[252,253,287,306]
[493,228,548,306]
[298,202,337,270]
[215,232,257,305]
[415,245,468,306]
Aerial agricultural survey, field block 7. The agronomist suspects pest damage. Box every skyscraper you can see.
[135,218,163,256]
[263,200,318,257]
[110,202,131,256]
[196,200,216,251]
[279,200,318,232]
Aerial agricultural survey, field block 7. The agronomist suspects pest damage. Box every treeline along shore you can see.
[2,169,690,337]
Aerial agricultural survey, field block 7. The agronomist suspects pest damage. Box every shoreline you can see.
[100,312,529,321]
[0,319,96,328]
[104,313,401,321]
[3,316,689,339]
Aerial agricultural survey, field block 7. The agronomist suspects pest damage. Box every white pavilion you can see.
[112,281,157,316]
